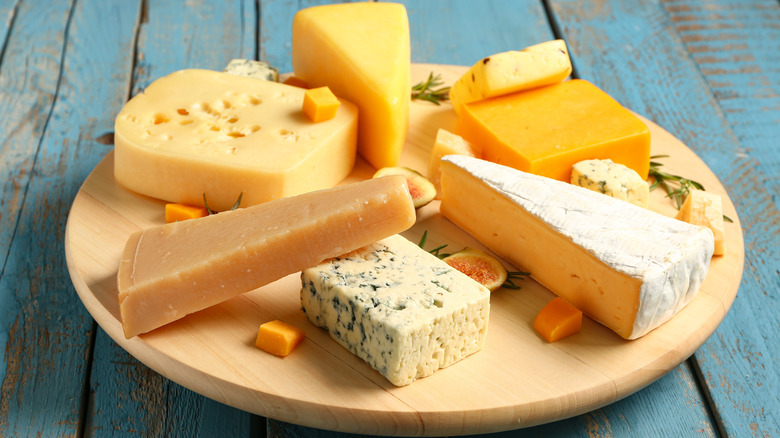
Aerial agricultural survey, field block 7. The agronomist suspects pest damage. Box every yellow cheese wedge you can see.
[427,129,479,198]
[455,79,651,183]
[117,175,416,338]
[292,2,411,169]
[449,40,572,114]
[676,189,726,256]
[114,69,358,212]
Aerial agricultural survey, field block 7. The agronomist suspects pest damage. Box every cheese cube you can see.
[114,69,358,212]
[676,189,726,256]
[571,159,649,208]
[427,129,479,198]
[303,87,341,122]
[455,79,651,182]
[300,234,490,386]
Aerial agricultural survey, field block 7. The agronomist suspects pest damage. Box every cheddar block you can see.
[449,40,572,114]
[303,87,340,122]
[427,129,479,198]
[440,156,714,340]
[292,2,410,169]
[117,175,416,338]
[455,79,651,182]
[676,189,726,256]
[114,69,358,212]
[255,320,306,357]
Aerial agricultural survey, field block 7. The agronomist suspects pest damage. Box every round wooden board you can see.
[64,64,744,436]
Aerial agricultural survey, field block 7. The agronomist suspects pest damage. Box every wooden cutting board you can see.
[64,64,743,436]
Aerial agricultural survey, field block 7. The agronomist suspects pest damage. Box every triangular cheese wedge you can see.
[440,155,714,339]
[118,175,416,338]
[292,2,410,169]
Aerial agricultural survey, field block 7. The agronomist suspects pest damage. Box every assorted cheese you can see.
[571,159,650,208]
[114,69,358,211]
[449,40,572,114]
[455,79,651,183]
[439,155,714,340]
[117,175,416,338]
[676,189,726,256]
[300,234,490,386]
[292,2,411,169]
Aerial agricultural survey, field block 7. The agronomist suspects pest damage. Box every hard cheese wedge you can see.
[440,156,714,340]
[456,79,651,182]
[449,39,572,114]
[292,2,410,169]
[117,175,416,339]
[301,234,490,386]
[114,69,357,212]
[676,189,726,256]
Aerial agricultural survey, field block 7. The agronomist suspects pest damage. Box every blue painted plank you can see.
[548,0,780,436]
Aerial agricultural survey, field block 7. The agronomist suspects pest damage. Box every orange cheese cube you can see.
[256,320,306,357]
[303,87,341,122]
[164,203,209,223]
[533,297,583,342]
[455,79,651,182]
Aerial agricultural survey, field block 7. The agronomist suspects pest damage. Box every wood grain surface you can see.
[64,64,743,437]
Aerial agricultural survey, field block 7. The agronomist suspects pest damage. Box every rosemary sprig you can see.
[411,72,450,105]
[203,192,243,215]
[648,155,732,222]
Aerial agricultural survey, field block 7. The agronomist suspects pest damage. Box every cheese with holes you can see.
[292,2,410,169]
[440,156,714,340]
[571,159,649,208]
[455,79,651,183]
[676,189,726,256]
[117,175,416,339]
[300,234,490,386]
[114,69,358,212]
[449,40,572,114]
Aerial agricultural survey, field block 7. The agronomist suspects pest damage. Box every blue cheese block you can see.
[224,59,279,81]
[300,234,490,386]
[571,158,649,208]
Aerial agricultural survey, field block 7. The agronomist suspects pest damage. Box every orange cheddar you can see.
[165,203,209,223]
[256,320,306,357]
[303,87,341,122]
[533,297,583,342]
[455,79,651,182]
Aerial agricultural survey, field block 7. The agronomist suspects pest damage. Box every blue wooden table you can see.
[0,0,777,436]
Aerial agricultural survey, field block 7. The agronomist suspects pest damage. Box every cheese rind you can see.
[440,155,714,340]
[300,234,490,386]
[114,69,358,211]
[292,2,410,169]
[455,79,651,182]
[449,40,572,114]
[571,159,649,208]
[117,175,416,339]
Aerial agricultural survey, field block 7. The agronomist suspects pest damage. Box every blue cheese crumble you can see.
[300,234,490,386]
[224,59,279,82]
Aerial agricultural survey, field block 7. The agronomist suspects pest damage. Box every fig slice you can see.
[442,247,508,292]
[373,167,436,208]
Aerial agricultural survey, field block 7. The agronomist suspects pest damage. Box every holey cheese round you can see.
[114,69,358,211]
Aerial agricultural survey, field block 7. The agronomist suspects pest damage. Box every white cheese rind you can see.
[442,155,714,339]
[300,234,490,386]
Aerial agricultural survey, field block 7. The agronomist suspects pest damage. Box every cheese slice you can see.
[440,156,714,340]
[292,2,410,169]
[301,234,490,386]
[114,69,358,212]
[676,189,726,256]
[449,40,572,114]
[117,175,416,339]
[455,79,651,182]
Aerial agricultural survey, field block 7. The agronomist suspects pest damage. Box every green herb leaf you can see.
[411,72,450,105]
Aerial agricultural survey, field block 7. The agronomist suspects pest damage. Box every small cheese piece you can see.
[255,320,306,357]
[164,203,209,223]
[117,175,416,339]
[676,189,726,256]
[533,297,583,343]
[114,69,358,212]
[303,87,341,122]
[427,129,479,198]
[440,155,714,340]
[224,59,279,81]
[292,2,411,169]
[571,159,649,208]
[449,40,572,114]
[456,79,651,183]
[300,234,490,386]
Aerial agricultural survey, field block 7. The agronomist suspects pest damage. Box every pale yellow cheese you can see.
[292,2,410,169]
[676,189,726,256]
[427,129,479,198]
[449,40,572,114]
[117,175,416,338]
[114,69,358,212]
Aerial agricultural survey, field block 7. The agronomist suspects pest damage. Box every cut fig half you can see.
[373,166,436,208]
